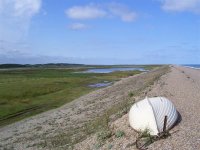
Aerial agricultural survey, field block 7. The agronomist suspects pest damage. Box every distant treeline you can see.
[0,63,86,69]
[0,63,164,69]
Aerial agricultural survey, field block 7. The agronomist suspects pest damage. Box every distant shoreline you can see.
[181,64,200,70]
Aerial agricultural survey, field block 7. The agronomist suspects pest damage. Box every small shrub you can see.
[136,128,155,149]
[140,128,151,137]
[128,92,134,97]
[94,143,101,149]
[97,129,112,142]
[108,143,113,149]
[139,128,155,144]
[116,107,129,118]
[115,130,125,138]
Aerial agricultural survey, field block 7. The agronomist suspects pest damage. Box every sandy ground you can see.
[74,66,200,150]
[0,66,167,150]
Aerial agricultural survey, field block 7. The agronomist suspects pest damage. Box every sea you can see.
[183,64,200,69]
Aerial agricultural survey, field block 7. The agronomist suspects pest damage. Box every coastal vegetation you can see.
[0,65,160,126]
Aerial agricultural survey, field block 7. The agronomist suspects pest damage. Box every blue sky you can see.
[0,0,200,64]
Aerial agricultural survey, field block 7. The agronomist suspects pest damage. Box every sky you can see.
[0,0,200,64]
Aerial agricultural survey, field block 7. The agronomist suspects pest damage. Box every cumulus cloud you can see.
[65,3,137,22]
[108,3,137,22]
[66,4,106,20]
[68,23,89,30]
[0,0,42,53]
[161,0,200,13]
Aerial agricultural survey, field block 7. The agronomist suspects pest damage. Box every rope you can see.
[136,130,170,150]
[135,116,170,150]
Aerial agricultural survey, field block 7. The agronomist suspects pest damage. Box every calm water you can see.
[84,67,146,73]
[183,64,200,69]
[88,82,112,88]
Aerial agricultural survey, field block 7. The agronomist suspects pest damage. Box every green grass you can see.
[0,67,146,126]
[115,130,125,138]
[97,129,112,142]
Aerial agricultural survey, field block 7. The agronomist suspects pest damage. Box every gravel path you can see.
[74,66,200,150]
[148,66,200,150]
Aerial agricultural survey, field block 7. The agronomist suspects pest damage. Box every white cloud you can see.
[65,3,137,22]
[108,3,137,22]
[0,0,41,17]
[68,23,89,30]
[13,0,41,17]
[65,4,106,20]
[161,0,200,13]
[0,0,42,53]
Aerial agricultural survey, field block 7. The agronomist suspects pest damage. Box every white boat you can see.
[129,97,178,135]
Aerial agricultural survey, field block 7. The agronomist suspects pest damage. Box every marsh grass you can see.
[0,68,142,126]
